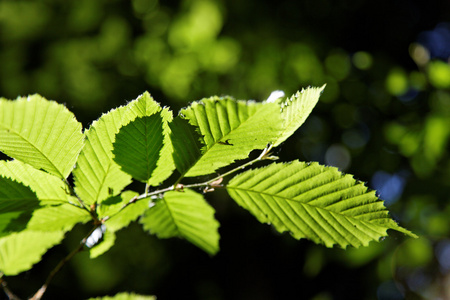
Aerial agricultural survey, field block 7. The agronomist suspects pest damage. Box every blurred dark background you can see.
[1,0,450,299]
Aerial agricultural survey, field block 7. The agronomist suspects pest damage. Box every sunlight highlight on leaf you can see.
[0,160,75,203]
[73,105,132,206]
[227,160,417,248]
[174,96,283,177]
[0,230,64,276]
[0,95,84,178]
[273,85,326,146]
[120,92,175,186]
[89,191,144,258]
[140,189,220,255]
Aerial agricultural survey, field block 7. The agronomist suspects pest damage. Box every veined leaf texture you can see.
[140,189,220,255]
[0,95,84,179]
[227,161,417,248]
[173,96,283,177]
[0,86,416,278]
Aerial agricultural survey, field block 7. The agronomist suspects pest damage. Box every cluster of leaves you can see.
[0,86,416,299]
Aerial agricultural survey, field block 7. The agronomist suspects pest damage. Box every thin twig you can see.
[184,143,276,189]
[29,226,98,300]
[0,275,21,300]
[63,178,99,223]
[107,144,277,221]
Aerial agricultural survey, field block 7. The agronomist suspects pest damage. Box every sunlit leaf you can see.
[140,189,220,255]
[227,161,417,248]
[25,203,91,231]
[0,169,90,275]
[0,160,90,233]
[0,95,84,178]
[174,97,283,177]
[73,105,132,206]
[0,177,39,236]
[90,191,147,258]
[122,91,161,119]
[121,92,175,186]
[102,191,148,232]
[273,85,325,146]
[0,230,64,275]
[89,228,116,259]
[0,160,75,203]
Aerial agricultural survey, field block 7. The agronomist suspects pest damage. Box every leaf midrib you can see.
[0,124,64,178]
[162,197,182,236]
[228,186,389,247]
[227,185,389,223]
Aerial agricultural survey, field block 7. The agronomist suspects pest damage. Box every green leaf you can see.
[174,97,283,177]
[101,191,148,232]
[140,189,220,255]
[25,203,91,231]
[89,292,156,300]
[90,191,147,258]
[0,230,64,275]
[73,105,132,206]
[0,160,75,203]
[121,92,175,186]
[273,85,325,146]
[122,91,162,119]
[113,115,164,182]
[89,228,116,259]
[169,116,203,175]
[0,94,84,178]
[0,201,89,274]
[147,108,175,186]
[227,161,417,248]
[0,162,90,274]
[0,160,90,234]
[0,177,40,236]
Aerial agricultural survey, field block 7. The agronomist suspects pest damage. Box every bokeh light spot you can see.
[342,127,369,149]
[409,43,430,67]
[352,51,373,70]
[394,238,433,268]
[427,60,450,89]
[325,144,351,171]
[325,50,351,81]
[168,0,223,49]
[435,239,450,273]
[371,171,406,205]
[417,22,450,60]
[386,68,409,96]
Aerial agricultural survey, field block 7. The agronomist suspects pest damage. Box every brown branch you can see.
[29,243,84,300]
